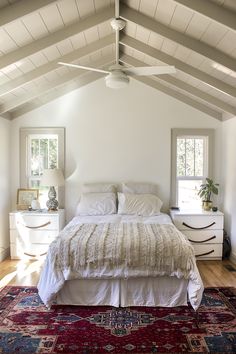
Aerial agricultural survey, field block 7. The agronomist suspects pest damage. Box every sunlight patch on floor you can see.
[0,259,44,288]
[0,271,17,288]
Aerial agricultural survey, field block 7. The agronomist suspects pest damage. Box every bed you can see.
[37,183,204,310]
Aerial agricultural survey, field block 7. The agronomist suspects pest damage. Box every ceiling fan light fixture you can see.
[105,71,129,89]
[110,18,126,31]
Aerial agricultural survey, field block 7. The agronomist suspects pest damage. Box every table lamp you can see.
[41,168,64,211]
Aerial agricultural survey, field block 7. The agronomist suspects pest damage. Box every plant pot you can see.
[202,201,213,211]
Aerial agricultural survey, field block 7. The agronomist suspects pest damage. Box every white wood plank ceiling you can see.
[0,0,235,120]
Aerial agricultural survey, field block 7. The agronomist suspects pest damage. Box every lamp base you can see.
[46,186,59,211]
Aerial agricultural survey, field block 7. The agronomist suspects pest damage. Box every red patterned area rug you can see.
[0,286,236,353]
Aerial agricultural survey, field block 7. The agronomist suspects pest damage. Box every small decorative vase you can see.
[46,186,59,211]
[31,198,40,210]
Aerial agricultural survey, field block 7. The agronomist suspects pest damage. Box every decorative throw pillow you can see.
[118,192,163,216]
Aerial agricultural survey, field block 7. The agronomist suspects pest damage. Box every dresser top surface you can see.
[10,209,64,216]
[170,209,223,217]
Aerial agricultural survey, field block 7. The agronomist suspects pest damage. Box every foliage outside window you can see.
[29,135,58,187]
[171,129,213,209]
[28,135,58,207]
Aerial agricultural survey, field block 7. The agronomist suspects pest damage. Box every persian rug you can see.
[0,286,236,353]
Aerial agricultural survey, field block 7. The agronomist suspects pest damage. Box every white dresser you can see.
[170,209,224,260]
[9,209,65,259]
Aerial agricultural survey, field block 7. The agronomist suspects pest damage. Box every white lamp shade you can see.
[41,169,64,187]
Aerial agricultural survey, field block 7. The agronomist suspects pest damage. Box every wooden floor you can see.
[0,257,236,288]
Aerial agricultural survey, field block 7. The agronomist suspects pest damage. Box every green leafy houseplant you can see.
[198,178,219,210]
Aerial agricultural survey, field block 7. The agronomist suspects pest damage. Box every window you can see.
[20,128,65,208]
[28,134,58,188]
[171,129,213,209]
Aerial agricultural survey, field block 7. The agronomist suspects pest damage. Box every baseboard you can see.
[230,251,236,265]
[0,247,10,262]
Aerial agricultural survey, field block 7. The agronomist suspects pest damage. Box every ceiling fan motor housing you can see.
[105,70,129,89]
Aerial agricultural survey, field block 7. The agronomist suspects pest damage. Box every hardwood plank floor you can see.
[0,257,236,288]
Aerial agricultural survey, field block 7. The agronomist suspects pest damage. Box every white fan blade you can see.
[123,65,176,76]
[58,62,110,74]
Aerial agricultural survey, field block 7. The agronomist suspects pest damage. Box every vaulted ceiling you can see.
[0,0,235,120]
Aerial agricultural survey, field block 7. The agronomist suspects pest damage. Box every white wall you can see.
[222,117,236,262]
[11,78,222,221]
[0,117,11,261]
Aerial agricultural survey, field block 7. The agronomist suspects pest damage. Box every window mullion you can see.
[184,138,186,176]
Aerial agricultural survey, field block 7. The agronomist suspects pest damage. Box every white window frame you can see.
[27,133,59,187]
[171,128,214,207]
[20,127,65,207]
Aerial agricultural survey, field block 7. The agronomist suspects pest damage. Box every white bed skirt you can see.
[56,276,189,308]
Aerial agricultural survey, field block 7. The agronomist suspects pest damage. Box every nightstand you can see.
[9,209,65,259]
[170,209,224,260]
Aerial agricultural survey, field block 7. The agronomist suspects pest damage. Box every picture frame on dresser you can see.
[16,188,39,210]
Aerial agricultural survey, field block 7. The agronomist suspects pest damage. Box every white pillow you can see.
[76,192,117,216]
[122,182,158,195]
[118,193,163,216]
[82,183,116,193]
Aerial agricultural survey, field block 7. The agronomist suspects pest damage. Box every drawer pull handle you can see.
[17,221,51,229]
[182,221,216,230]
[24,251,47,257]
[189,236,216,243]
[196,250,214,257]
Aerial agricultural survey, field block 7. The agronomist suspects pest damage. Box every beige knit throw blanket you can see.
[48,223,196,278]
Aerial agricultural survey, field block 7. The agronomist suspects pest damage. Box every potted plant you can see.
[198,178,219,211]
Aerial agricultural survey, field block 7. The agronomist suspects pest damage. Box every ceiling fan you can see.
[58,0,176,89]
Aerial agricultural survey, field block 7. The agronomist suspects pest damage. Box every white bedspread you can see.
[38,214,203,309]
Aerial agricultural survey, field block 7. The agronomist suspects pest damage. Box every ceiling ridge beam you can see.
[11,72,102,119]
[120,35,236,98]
[0,0,57,27]
[120,4,236,72]
[0,55,114,115]
[173,0,236,32]
[135,76,221,120]
[0,7,114,70]
[121,54,236,116]
[0,34,114,97]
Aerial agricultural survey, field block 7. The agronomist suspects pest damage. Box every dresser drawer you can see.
[193,243,222,259]
[183,229,223,244]
[11,214,59,230]
[172,215,223,231]
[10,242,50,259]
[10,229,58,244]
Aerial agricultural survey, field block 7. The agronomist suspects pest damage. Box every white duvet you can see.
[38,213,204,309]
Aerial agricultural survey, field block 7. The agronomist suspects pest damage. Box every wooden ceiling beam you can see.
[0,0,57,27]
[0,34,114,97]
[0,55,114,115]
[120,4,236,72]
[0,7,113,70]
[120,35,236,98]
[173,0,236,32]
[120,55,222,120]
[11,72,102,119]
[135,76,222,120]
[121,54,236,116]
